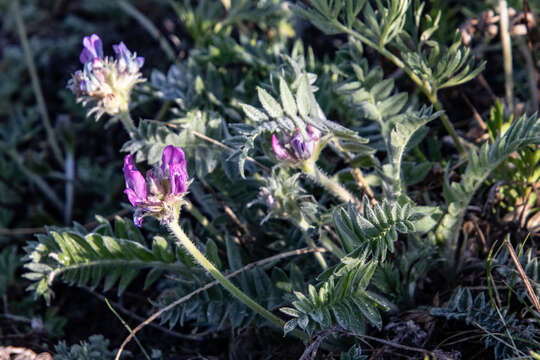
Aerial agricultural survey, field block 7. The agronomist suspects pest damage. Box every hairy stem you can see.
[13,0,64,166]
[167,221,308,341]
[119,111,137,138]
[301,162,359,204]
[427,94,467,155]
[298,220,327,270]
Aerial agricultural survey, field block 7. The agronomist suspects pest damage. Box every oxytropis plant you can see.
[22,2,540,357]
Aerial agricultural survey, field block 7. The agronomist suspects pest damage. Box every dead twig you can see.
[83,288,205,341]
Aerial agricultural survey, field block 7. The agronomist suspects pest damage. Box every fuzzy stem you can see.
[426,93,467,156]
[167,221,308,341]
[301,162,359,204]
[297,220,327,270]
[119,112,137,138]
[13,0,64,167]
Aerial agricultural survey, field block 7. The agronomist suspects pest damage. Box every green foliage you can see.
[340,345,367,360]
[6,0,540,357]
[280,252,390,335]
[23,216,198,305]
[54,334,115,360]
[169,0,287,46]
[335,48,442,195]
[431,288,538,358]
[294,0,485,94]
[385,106,441,195]
[396,1,485,92]
[437,113,540,247]
[336,56,410,140]
[230,57,372,177]
[154,236,303,330]
[333,197,418,261]
[486,100,540,209]
[493,245,540,302]
[122,111,224,177]
[372,236,436,305]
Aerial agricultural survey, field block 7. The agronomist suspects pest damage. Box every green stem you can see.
[297,219,327,269]
[167,221,309,342]
[301,162,359,204]
[427,94,467,155]
[299,225,327,270]
[13,0,64,167]
[119,112,137,138]
[334,21,466,156]
[104,298,151,360]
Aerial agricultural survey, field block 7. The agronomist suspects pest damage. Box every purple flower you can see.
[161,145,188,195]
[123,155,147,206]
[271,125,321,163]
[68,34,145,119]
[123,146,189,227]
[290,132,314,160]
[272,134,294,162]
[79,34,103,64]
[113,42,145,71]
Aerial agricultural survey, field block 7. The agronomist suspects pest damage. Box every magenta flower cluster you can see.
[123,146,189,227]
[271,125,321,163]
[68,34,145,118]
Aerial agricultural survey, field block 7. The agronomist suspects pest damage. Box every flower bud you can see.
[271,125,321,164]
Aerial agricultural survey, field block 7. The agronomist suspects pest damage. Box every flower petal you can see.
[135,56,145,68]
[161,145,186,172]
[80,34,103,63]
[169,163,188,195]
[123,155,146,206]
[307,125,321,141]
[112,41,130,57]
[290,132,313,160]
[271,134,293,161]
[79,49,93,64]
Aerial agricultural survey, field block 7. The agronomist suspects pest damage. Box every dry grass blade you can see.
[504,237,540,314]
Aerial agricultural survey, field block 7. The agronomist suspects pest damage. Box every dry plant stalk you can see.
[504,238,540,314]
